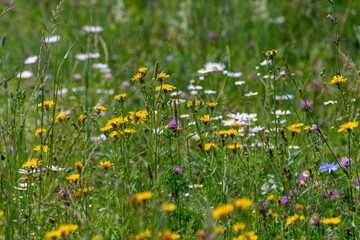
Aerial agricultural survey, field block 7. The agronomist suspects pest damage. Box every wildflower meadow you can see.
[2,0,360,239]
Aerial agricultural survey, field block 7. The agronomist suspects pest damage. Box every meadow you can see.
[1,0,360,239]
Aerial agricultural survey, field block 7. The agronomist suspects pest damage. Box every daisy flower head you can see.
[329,75,347,85]
[244,91,258,97]
[323,100,337,105]
[338,121,358,132]
[43,35,60,43]
[16,70,33,79]
[235,80,245,86]
[25,55,38,65]
[204,62,225,72]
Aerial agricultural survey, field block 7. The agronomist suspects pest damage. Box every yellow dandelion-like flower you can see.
[46,230,62,239]
[136,229,151,239]
[265,49,278,57]
[206,102,218,108]
[99,161,114,170]
[329,75,347,85]
[199,115,212,124]
[66,174,80,182]
[114,93,127,100]
[74,162,83,170]
[136,191,153,201]
[227,144,241,150]
[287,123,304,133]
[109,131,120,138]
[0,211,3,218]
[322,216,341,225]
[303,126,311,131]
[33,145,48,153]
[58,224,78,235]
[78,114,86,122]
[234,197,253,210]
[267,194,274,201]
[54,112,68,123]
[92,236,103,240]
[156,72,170,81]
[38,100,55,109]
[286,214,299,226]
[93,106,107,112]
[22,159,41,168]
[155,84,176,91]
[338,122,358,132]
[204,143,217,151]
[124,128,136,134]
[138,67,148,74]
[101,125,113,132]
[132,73,143,82]
[35,128,47,136]
[233,222,246,232]
[214,226,224,234]
[161,203,177,212]
[187,99,200,107]
[212,203,234,219]
[158,231,180,240]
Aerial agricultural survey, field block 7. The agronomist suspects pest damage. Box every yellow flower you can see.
[158,230,180,240]
[265,49,278,57]
[234,198,253,210]
[136,229,151,239]
[206,102,218,108]
[66,173,80,182]
[138,67,148,74]
[129,110,148,124]
[136,191,153,201]
[212,203,234,219]
[46,230,62,239]
[54,112,68,123]
[33,145,48,153]
[114,93,127,100]
[199,115,212,124]
[267,195,274,201]
[338,122,358,132]
[214,226,224,234]
[161,203,176,212]
[132,73,143,82]
[78,114,86,122]
[109,131,120,138]
[227,128,238,137]
[93,106,107,112]
[195,133,208,141]
[35,128,47,136]
[92,236,103,240]
[155,84,176,91]
[329,75,347,85]
[227,144,241,150]
[124,128,136,134]
[233,222,246,232]
[74,162,83,170]
[22,159,41,168]
[296,204,304,210]
[287,123,304,133]
[187,99,200,107]
[58,224,78,235]
[101,125,113,132]
[303,126,311,131]
[0,211,3,218]
[286,214,299,225]
[99,161,114,170]
[322,216,341,225]
[216,130,228,137]
[267,210,279,217]
[38,100,55,109]
[156,72,170,80]
[204,143,217,151]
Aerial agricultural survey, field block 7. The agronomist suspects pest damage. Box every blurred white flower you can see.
[83,25,103,33]
[16,71,33,79]
[244,91,258,97]
[43,35,60,43]
[25,56,38,65]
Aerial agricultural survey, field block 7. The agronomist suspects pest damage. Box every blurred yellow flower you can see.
[114,93,127,100]
[338,122,358,132]
[35,128,46,136]
[38,100,55,109]
[99,161,114,169]
[54,112,68,123]
[161,203,176,212]
[322,216,341,225]
[66,174,80,182]
[33,145,48,153]
[329,75,347,85]
[234,198,252,210]
[212,203,234,219]
[22,159,41,168]
[155,84,176,91]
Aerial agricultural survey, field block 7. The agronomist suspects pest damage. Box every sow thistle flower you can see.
[212,203,234,219]
[78,114,86,122]
[38,100,55,109]
[329,75,347,85]
[109,131,120,138]
[35,128,46,136]
[234,197,252,210]
[46,223,78,239]
[199,115,212,124]
[155,72,170,81]
[287,123,304,133]
[124,128,136,134]
[338,121,358,132]
[206,102,218,108]
[66,174,80,182]
[99,161,114,169]
[54,112,68,123]
[155,84,176,92]
[114,93,127,100]
[22,159,41,168]
[161,203,176,212]
[93,106,107,113]
[285,214,305,225]
[322,216,341,225]
[158,230,180,240]
[129,110,148,124]
[204,143,217,151]
[33,145,49,153]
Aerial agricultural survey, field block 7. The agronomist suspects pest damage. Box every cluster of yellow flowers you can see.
[46,224,78,239]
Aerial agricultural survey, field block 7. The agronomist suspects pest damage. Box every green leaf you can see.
[286,150,301,166]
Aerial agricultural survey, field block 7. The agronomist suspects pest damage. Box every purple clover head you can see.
[280,196,289,205]
[193,169,199,175]
[296,175,307,183]
[300,100,311,109]
[341,156,351,167]
[356,178,360,187]
[208,31,217,40]
[168,119,182,129]
[310,124,318,132]
[173,166,183,174]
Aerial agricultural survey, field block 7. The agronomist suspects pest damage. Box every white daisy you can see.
[235,81,245,85]
[204,89,216,94]
[16,71,33,79]
[204,62,225,72]
[180,114,190,118]
[43,35,60,43]
[288,145,300,149]
[83,25,103,33]
[225,72,242,77]
[187,84,203,90]
[260,60,271,66]
[25,56,38,65]
[323,100,337,105]
[244,91,258,97]
[272,109,291,116]
[275,94,294,100]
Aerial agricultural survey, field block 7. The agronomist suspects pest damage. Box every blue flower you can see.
[320,162,340,173]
